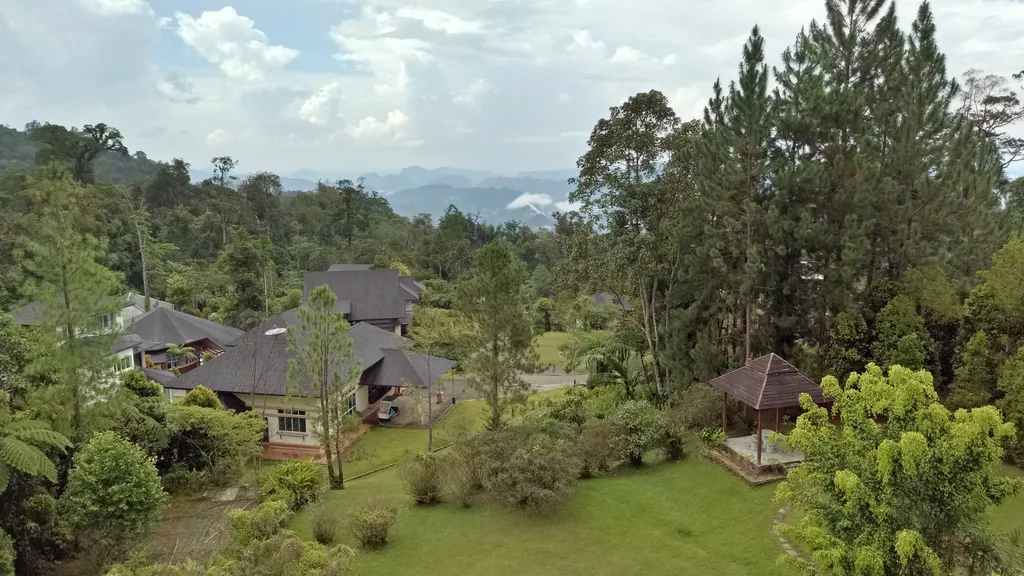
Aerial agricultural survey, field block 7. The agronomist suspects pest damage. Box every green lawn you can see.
[535,331,571,368]
[291,455,795,575]
[989,464,1024,534]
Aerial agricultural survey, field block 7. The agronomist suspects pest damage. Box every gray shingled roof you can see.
[304,269,415,321]
[327,264,373,271]
[8,301,47,326]
[141,368,178,386]
[124,293,174,312]
[167,312,449,397]
[124,307,244,348]
[112,334,164,354]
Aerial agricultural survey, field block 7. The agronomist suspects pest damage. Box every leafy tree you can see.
[821,312,869,380]
[530,264,555,300]
[218,228,271,328]
[287,285,360,489]
[871,295,931,371]
[777,364,1022,574]
[959,69,1024,168]
[21,170,123,444]
[33,123,128,185]
[210,156,238,188]
[407,305,459,450]
[570,90,680,398]
[166,344,197,367]
[160,404,264,485]
[997,348,1024,465]
[947,331,1001,410]
[61,432,166,567]
[611,400,663,467]
[0,530,12,576]
[180,385,221,410]
[455,242,541,429]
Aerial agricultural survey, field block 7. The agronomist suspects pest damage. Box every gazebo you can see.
[710,353,828,466]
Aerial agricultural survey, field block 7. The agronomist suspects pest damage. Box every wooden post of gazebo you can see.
[721,392,728,433]
[756,410,762,465]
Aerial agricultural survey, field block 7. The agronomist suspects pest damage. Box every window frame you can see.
[277,409,307,434]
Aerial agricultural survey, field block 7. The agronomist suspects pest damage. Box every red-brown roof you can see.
[709,353,828,410]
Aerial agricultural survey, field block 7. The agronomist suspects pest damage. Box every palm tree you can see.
[561,330,644,399]
[0,391,71,493]
[166,343,197,367]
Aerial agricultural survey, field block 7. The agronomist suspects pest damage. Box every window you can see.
[112,355,132,374]
[100,314,113,330]
[344,392,357,416]
[164,388,174,402]
[277,409,307,433]
[167,351,179,368]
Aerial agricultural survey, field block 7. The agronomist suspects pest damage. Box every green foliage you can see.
[561,330,645,399]
[309,505,340,545]
[545,385,589,428]
[871,295,932,371]
[180,385,222,409]
[259,460,327,511]
[611,400,663,467]
[578,418,617,478]
[161,405,265,490]
[698,427,726,452]
[0,391,70,493]
[947,331,1001,410]
[397,452,445,506]
[668,384,724,432]
[903,267,961,322]
[980,237,1024,320]
[442,447,478,508]
[348,499,397,549]
[659,409,686,462]
[288,284,360,489]
[0,529,12,576]
[456,242,541,430]
[61,432,167,565]
[120,369,161,398]
[821,312,869,380]
[463,421,581,514]
[997,348,1024,465]
[777,364,1021,574]
[228,499,292,547]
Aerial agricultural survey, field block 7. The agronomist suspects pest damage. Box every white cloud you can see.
[299,82,344,126]
[174,7,299,85]
[206,128,230,145]
[508,193,553,209]
[662,54,678,65]
[345,109,410,142]
[155,70,199,104]
[395,7,485,35]
[330,15,432,95]
[567,30,605,56]
[558,93,570,103]
[555,200,583,212]
[453,78,493,106]
[78,0,151,17]
[609,45,646,63]
[156,16,172,29]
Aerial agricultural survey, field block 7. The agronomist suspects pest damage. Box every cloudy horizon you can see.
[2,0,1023,177]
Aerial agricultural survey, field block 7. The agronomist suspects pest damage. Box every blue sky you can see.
[1,0,1023,177]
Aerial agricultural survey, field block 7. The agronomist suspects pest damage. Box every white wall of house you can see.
[241,393,322,446]
[355,386,369,412]
[111,347,135,374]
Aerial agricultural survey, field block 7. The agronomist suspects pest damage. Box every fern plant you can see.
[0,391,71,493]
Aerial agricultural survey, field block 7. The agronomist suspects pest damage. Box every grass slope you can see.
[534,331,570,368]
[290,457,794,576]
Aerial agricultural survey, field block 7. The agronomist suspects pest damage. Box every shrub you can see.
[659,410,686,462]
[397,453,444,506]
[611,400,663,467]
[310,505,340,545]
[180,385,221,409]
[466,421,581,514]
[669,384,723,431]
[228,499,291,547]
[579,418,617,477]
[61,432,167,566]
[161,464,207,494]
[260,460,326,511]
[120,369,162,398]
[698,427,726,453]
[348,499,397,549]
[547,386,589,427]
[0,530,13,576]
[442,448,478,507]
[584,385,625,419]
[159,405,265,487]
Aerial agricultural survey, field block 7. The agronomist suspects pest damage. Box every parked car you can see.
[377,395,400,422]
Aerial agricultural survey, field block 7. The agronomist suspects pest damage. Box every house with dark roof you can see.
[165,311,454,456]
[303,266,425,335]
[9,292,174,331]
[121,306,245,376]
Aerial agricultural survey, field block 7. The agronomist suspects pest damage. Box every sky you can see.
[1,0,1023,177]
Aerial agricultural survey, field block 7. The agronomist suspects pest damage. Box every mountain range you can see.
[188,166,579,227]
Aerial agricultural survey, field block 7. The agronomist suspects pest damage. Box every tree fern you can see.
[0,391,69,493]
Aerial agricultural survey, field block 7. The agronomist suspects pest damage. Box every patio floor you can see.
[724,433,805,467]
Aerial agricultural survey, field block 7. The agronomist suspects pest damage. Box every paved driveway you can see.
[444,368,584,400]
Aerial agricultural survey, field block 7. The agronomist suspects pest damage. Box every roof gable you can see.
[709,353,828,410]
[124,307,244,348]
[303,269,407,320]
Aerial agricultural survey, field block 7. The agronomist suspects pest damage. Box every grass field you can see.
[534,331,571,368]
[289,457,795,576]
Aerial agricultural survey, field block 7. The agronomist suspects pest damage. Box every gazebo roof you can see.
[709,353,828,410]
